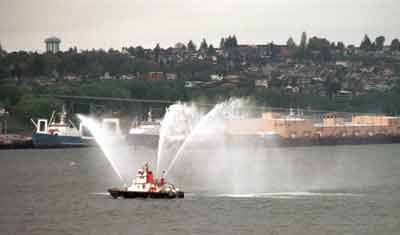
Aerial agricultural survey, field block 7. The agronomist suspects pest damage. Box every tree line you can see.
[3,78,400,124]
[1,33,400,80]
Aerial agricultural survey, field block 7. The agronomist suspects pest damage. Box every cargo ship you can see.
[127,119,188,147]
[226,112,400,147]
[31,107,122,148]
[31,107,86,148]
[127,109,400,148]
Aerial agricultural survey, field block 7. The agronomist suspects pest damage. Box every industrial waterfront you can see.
[3,100,400,149]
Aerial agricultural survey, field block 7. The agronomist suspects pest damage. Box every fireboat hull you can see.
[108,188,184,199]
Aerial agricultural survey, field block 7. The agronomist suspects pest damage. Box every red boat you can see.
[108,163,184,199]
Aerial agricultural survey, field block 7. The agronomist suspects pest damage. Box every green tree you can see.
[154,43,161,61]
[360,34,373,51]
[337,41,345,50]
[232,35,238,47]
[306,36,332,61]
[0,43,5,57]
[207,44,216,55]
[222,35,239,50]
[187,40,197,52]
[286,37,297,56]
[131,46,145,59]
[336,41,346,58]
[199,38,208,52]
[375,36,385,50]
[14,95,60,120]
[286,37,296,48]
[42,54,61,77]
[297,32,308,59]
[390,38,400,51]
[324,78,341,100]
[219,38,225,49]
[300,32,307,49]
[174,42,186,50]
[0,84,22,106]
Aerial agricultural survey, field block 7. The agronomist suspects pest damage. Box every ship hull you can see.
[0,140,33,149]
[227,134,400,148]
[127,133,400,148]
[108,188,184,199]
[32,133,88,148]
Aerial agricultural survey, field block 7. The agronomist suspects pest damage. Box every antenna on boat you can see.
[30,119,38,129]
[49,111,56,124]
[69,120,78,130]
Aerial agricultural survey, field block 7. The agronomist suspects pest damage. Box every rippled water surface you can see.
[1,145,400,234]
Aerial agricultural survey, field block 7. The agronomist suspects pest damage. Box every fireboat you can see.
[108,163,184,199]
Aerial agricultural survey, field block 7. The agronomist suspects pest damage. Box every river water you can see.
[1,145,400,234]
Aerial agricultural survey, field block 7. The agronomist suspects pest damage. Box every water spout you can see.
[156,103,201,177]
[77,114,125,183]
[164,99,248,177]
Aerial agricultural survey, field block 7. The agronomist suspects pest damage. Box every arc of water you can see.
[156,104,179,178]
[156,102,201,178]
[156,122,166,178]
[77,114,124,183]
[163,99,248,177]
[164,103,224,177]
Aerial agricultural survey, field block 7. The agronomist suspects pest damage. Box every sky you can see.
[0,0,399,52]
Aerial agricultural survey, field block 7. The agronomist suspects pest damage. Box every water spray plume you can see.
[156,102,201,177]
[164,99,248,177]
[77,114,125,183]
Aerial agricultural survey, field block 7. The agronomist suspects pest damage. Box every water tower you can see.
[44,37,61,53]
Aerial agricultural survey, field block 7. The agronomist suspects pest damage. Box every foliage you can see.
[307,37,332,61]
[199,39,208,52]
[3,77,400,125]
[296,32,308,59]
[337,42,345,50]
[286,37,296,48]
[154,43,161,61]
[390,39,400,51]
[220,35,238,50]
[13,95,61,120]
[360,34,373,51]
[300,32,307,49]
[187,40,197,52]
[2,33,400,124]
[219,38,225,49]
[375,36,385,50]
[207,44,216,56]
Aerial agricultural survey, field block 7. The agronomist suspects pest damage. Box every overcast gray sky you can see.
[0,0,399,52]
